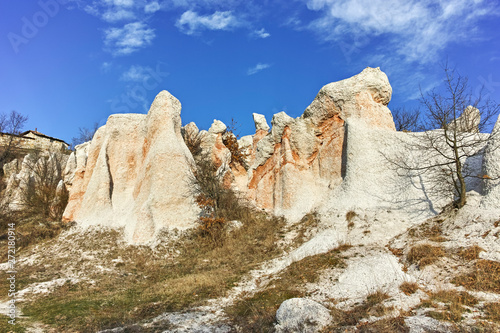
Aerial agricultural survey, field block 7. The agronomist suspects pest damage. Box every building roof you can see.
[20,130,69,145]
[0,132,34,139]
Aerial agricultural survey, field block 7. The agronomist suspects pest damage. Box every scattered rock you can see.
[208,119,227,134]
[252,113,270,132]
[275,298,332,333]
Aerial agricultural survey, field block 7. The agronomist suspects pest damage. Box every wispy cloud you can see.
[305,0,499,64]
[251,28,270,39]
[176,10,239,35]
[120,65,153,82]
[101,9,135,22]
[144,1,161,13]
[111,0,134,7]
[101,62,112,73]
[84,0,140,22]
[104,22,155,56]
[82,0,161,52]
[247,63,271,75]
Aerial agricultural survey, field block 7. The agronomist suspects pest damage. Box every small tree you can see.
[20,151,68,220]
[388,66,500,209]
[71,122,99,149]
[0,110,28,168]
[392,107,421,132]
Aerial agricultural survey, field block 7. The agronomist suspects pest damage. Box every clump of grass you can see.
[408,221,448,242]
[399,281,419,295]
[346,210,357,229]
[327,291,391,329]
[407,243,445,267]
[457,245,484,261]
[453,260,500,293]
[425,289,478,323]
[429,236,448,242]
[388,246,404,257]
[357,316,409,333]
[293,211,321,246]
[484,302,500,322]
[226,245,349,331]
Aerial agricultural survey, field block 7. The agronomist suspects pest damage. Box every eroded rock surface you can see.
[63,68,397,240]
[62,91,199,244]
[482,114,500,208]
[275,298,332,333]
[241,67,395,220]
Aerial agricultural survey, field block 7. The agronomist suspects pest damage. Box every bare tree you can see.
[19,151,68,220]
[71,122,99,149]
[388,65,500,209]
[392,107,421,132]
[0,110,28,169]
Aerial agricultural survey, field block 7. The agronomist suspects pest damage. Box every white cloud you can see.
[110,0,134,7]
[120,65,153,81]
[247,63,271,75]
[305,0,499,63]
[145,1,161,13]
[176,10,239,35]
[252,28,270,39]
[104,22,156,55]
[102,9,135,22]
[101,62,112,73]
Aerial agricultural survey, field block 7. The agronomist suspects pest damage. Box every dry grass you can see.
[19,208,287,332]
[408,221,444,241]
[424,289,478,323]
[0,314,26,333]
[356,316,409,333]
[387,246,404,257]
[0,212,70,262]
[326,290,391,330]
[453,260,500,293]
[399,281,419,295]
[225,245,350,332]
[484,302,500,322]
[292,211,321,247]
[346,210,357,229]
[457,245,484,261]
[407,243,445,267]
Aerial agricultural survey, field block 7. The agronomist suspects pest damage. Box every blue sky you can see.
[1,0,500,143]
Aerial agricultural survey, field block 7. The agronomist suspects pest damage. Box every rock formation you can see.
[62,91,199,243]
[1,152,68,212]
[235,67,395,220]
[61,67,497,242]
[448,105,481,133]
[482,114,500,208]
[60,67,399,241]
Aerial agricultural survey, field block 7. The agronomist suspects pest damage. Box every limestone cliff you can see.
[62,67,398,242]
[62,91,199,243]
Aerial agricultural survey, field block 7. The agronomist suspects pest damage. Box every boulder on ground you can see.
[275,298,332,333]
